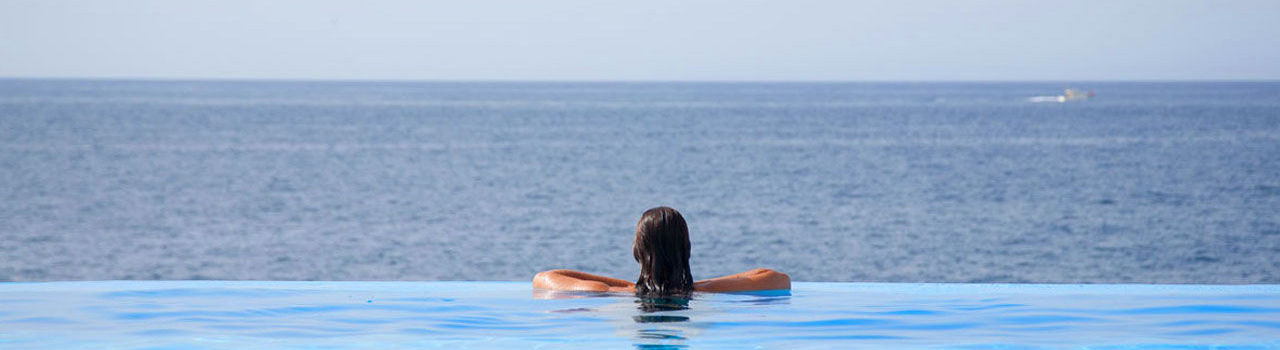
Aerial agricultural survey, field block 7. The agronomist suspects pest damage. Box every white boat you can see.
[1029,88,1095,103]
[1060,88,1095,102]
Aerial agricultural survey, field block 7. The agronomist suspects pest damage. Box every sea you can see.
[1,80,1277,283]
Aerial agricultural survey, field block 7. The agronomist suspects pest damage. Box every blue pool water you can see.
[1,282,1278,349]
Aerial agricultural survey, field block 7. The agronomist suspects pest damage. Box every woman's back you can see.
[533,207,790,294]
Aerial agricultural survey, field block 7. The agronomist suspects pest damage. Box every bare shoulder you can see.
[694,268,791,292]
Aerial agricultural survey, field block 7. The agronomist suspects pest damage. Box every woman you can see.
[533,206,790,295]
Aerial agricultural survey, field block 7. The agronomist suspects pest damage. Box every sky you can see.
[1,0,1278,81]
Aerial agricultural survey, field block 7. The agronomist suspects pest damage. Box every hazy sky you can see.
[2,0,1278,81]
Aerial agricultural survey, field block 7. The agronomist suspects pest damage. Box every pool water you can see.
[1,282,1278,349]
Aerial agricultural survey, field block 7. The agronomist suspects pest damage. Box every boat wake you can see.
[1028,96,1065,103]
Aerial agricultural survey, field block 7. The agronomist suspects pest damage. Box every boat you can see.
[1060,88,1095,102]
[1028,88,1096,103]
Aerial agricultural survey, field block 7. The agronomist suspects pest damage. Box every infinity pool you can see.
[1,282,1278,349]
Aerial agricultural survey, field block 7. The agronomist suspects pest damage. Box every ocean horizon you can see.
[2,79,1277,283]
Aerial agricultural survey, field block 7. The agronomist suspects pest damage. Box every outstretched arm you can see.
[694,268,790,292]
[533,269,636,292]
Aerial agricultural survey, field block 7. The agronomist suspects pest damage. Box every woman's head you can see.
[633,206,694,297]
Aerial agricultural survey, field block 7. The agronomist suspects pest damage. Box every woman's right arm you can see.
[533,269,635,292]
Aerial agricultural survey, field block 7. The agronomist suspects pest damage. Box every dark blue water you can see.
[1,80,1277,282]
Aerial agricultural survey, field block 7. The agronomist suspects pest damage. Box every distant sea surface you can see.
[1,80,1277,283]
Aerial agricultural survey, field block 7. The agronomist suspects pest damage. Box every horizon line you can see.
[2,76,1279,84]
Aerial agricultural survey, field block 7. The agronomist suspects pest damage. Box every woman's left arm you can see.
[533,269,635,292]
[694,268,791,292]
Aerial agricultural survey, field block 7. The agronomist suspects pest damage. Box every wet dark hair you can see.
[633,206,694,297]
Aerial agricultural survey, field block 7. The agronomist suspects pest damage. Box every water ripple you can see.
[1,282,1277,348]
[1112,305,1280,315]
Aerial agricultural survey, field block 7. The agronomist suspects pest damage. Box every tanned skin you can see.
[533,268,790,293]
